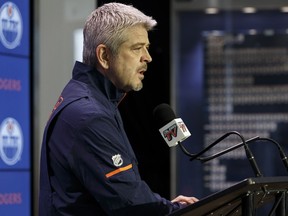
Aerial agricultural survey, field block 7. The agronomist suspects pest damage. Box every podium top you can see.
[169,176,288,216]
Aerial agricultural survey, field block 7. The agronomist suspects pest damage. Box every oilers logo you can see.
[0,2,23,49]
[0,117,23,165]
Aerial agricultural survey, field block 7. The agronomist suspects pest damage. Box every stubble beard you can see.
[133,82,143,91]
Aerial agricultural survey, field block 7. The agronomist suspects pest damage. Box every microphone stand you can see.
[178,131,263,177]
[199,136,259,162]
[198,137,288,173]
[179,133,288,174]
[178,131,242,158]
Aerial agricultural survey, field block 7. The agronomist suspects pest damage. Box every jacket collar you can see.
[72,61,126,105]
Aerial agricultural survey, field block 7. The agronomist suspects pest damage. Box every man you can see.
[39,2,198,216]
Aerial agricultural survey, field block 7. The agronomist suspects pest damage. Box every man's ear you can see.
[96,44,109,69]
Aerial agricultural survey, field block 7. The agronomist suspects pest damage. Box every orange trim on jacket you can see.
[105,164,133,178]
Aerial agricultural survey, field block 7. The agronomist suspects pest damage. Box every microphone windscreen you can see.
[153,103,176,129]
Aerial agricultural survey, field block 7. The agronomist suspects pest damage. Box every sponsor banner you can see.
[0,171,31,216]
[0,56,30,169]
[0,0,30,56]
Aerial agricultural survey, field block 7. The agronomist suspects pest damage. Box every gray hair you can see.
[82,2,157,66]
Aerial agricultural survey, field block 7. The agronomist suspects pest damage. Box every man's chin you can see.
[133,83,143,91]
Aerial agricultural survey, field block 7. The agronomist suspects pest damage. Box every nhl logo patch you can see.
[112,154,123,167]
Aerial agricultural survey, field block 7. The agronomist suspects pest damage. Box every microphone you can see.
[153,103,262,177]
[153,103,191,147]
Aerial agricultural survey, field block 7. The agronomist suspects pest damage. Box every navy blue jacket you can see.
[38,61,183,216]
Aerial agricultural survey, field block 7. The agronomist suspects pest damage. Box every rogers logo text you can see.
[0,117,23,165]
[0,77,21,91]
[0,2,23,49]
[0,192,22,205]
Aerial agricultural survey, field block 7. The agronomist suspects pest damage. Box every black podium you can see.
[169,176,288,216]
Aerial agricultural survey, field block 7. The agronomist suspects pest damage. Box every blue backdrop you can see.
[0,0,31,215]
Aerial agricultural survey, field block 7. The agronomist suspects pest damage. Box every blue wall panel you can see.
[0,0,31,215]
[0,172,31,216]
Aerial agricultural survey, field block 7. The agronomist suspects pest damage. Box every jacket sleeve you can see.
[68,114,183,216]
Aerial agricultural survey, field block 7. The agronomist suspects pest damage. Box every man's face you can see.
[108,25,152,92]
